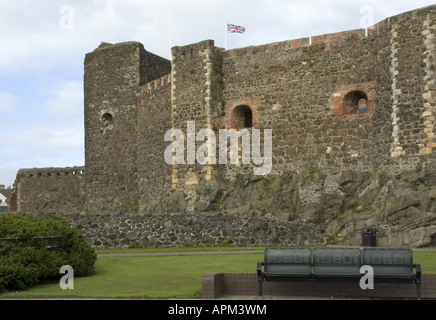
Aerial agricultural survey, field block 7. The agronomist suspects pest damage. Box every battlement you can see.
[141,74,172,92]
[224,28,370,58]
[10,166,86,213]
[18,167,85,179]
[224,4,436,57]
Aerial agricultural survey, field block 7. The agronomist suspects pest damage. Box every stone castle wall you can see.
[161,5,436,220]
[9,167,85,213]
[138,75,173,212]
[8,5,436,248]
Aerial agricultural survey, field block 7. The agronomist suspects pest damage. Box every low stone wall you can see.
[18,212,325,248]
[202,273,436,300]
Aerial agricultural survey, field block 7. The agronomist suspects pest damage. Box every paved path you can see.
[97,247,436,258]
[97,250,264,257]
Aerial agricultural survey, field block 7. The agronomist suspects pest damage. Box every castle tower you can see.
[84,42,171,213]
[170,40,225,189]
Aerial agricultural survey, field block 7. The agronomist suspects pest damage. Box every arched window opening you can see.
[343,91,368,115]
[329,82,376,120]
[231,105,253,129]
[102,113,113,129]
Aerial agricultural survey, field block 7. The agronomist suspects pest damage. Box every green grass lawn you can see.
[0,250,264,299]
[1,248,435,299]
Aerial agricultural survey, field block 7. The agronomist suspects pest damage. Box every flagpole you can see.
[225,22,227,50]
[169,5,172,59]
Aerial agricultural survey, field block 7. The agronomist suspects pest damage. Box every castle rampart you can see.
[9,167,85,213]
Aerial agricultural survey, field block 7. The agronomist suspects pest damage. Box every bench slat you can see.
[313,248,361,276]
[264,248,311,275]
[363,248,414,276]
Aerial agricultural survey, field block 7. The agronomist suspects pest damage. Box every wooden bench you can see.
[257,247,421,299]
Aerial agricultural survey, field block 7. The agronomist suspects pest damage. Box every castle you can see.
[9,5,436,248]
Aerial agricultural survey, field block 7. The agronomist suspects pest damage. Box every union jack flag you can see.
[227,23,246,34]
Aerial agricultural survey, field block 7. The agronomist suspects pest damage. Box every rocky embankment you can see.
[158,164,436,248]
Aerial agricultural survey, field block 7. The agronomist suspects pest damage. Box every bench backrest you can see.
[313,248,361,276]
[362,248,414,276]
[264,248,312,275]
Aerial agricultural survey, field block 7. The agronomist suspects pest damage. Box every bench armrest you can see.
[414,264,422,279]
[257,262,264,277]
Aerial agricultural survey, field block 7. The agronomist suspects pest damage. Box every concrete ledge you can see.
[202,273,436,300]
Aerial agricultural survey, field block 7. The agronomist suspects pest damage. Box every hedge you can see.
[0,214,96,292]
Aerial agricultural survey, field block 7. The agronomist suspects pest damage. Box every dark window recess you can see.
[102,113,114,128]
[231,105,253,129]
[343,91,368,115]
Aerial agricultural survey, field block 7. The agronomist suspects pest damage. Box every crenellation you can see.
[9,167,86,213]
[19,167,85,179]
[225,28,368,57]
[141,74,172,92]
[290,37,311,49]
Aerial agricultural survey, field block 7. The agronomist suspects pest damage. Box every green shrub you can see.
[0,214,96,292]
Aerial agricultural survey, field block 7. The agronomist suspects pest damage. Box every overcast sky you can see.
[0,0,434,187]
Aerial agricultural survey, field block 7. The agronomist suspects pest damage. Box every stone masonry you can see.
[9,6,436,248]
